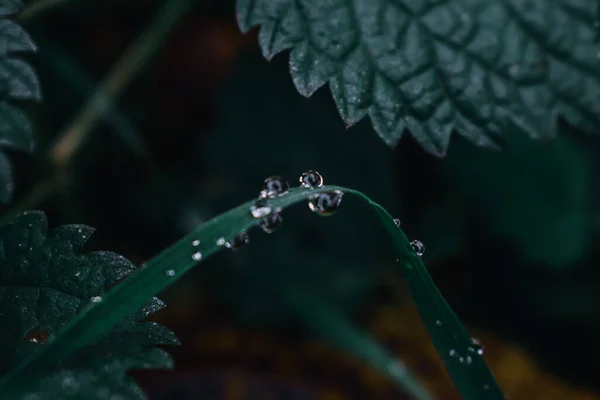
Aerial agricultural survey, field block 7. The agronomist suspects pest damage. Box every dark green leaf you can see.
[0,1,40,203]
[238,0,600,156]
[0,211,176,398]
[1,187,504,399]
[0,1,22,18]
[0,150,12,203]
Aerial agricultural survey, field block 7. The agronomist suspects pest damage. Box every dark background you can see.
[7,0,600,398]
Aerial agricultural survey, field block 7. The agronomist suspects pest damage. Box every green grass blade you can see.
[348,190,504,399]
[287,294,433,400]
[0,186,504,399]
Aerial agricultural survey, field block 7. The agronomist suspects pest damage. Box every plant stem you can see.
[49,0,191,169]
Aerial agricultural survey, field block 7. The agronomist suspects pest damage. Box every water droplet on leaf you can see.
[90,296,103,303]
[216,237,226,246]
[166,269,176,276]
[259,176,290,199]
[225,231,250,250]
[308,190,343,216]
[259,210,283,233]
[26,329,49,344]
[472,337,485,355]
[299,170,324,188]
[393,218,401,227]
[192,252,202,261]
[411,240,425,257]
[192,239,200,246]
[436,320,442,326]
[449,349,457,357]
[250,198,272,218]
[466,356,472,365]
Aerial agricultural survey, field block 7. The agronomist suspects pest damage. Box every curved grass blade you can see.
[0,186,504,399]
[287,294,432,400]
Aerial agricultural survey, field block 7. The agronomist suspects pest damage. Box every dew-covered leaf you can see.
[0,212,176,398]
[0,1,40,203]
[238,0,600,156]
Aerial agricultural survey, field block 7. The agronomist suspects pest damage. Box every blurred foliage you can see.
[428,127,591,268]
[0,1,40,203]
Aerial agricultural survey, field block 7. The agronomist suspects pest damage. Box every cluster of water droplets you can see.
[194,170,425,263]
[446,337,485,367]
[191,239,202,261]
[217,170,343,256]
[301,171,344,217]
[392,216,425,258]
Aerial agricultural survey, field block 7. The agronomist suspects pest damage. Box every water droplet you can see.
[26,328,49,344]
[259,210,283,233]
[192,239,201,246]
[259,176,290,199]
[449,349,457,357]
[225,231,250,250]
[299,170,324,188]
[216,237,226,246]
[459,356,465,363]
[465,356,472,365]
[436,320,442,326]
[411,240,425,257]
[75,272,81,277]
[472,337,485,355]
[90,296,103,303]
[393,218,401,227]
[192,252,202,261]
[250,198,272,218]
[483,384,490,390]
[166,269,176,276]
[308,190,343,216]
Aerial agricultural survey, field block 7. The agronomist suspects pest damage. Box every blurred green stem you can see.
[3,0,191,216]
[37,38,152,161]
[50,0,191,169]
[287,293,433,400]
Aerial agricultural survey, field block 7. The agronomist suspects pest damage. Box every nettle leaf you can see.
[0,212,176,399]
[238,0,600,156]
[0,1,40,203]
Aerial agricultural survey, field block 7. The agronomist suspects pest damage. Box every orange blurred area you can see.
[144,293,598,400]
